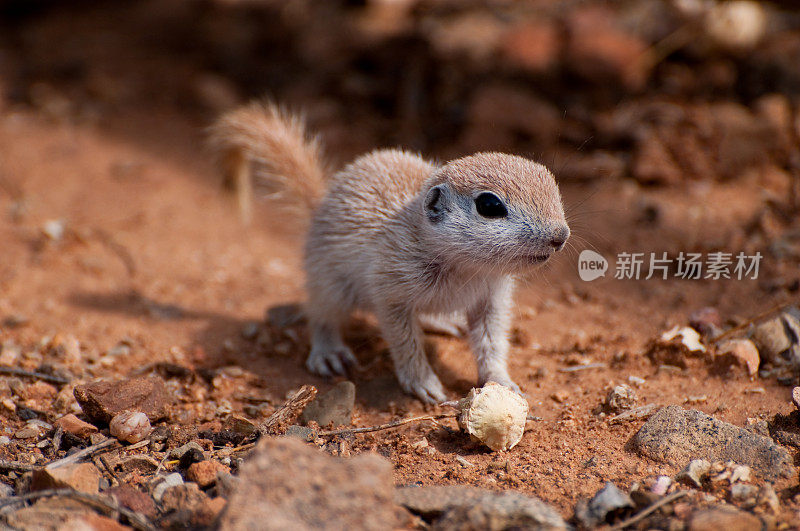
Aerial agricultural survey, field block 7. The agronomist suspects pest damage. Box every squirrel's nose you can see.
[549,226,570,251]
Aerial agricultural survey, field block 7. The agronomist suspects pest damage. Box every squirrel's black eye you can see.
[475,192,507,218]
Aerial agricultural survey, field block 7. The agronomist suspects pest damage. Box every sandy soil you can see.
[0,0,799,526]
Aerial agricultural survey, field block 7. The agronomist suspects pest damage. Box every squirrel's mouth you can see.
[522,253,551,264]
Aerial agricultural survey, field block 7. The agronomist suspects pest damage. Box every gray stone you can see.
[751,313,800,367]
[676,459,711,488]
[395,485,566,530]
[152,473,184,502]
[574,482,634,528]
[284,425,317,442]
[169,442,205,461]
[300,381,355,427]
[729,484,757,508]
[631,405,793,481]
[220,437,398,530]
[605,385,637,412]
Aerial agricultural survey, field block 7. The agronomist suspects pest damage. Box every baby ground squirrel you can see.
[211,102,570,403]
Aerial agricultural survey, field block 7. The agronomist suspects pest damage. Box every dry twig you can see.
[51,426,63,457]
[46,438,118,468]
[256,385,317,437]
[0,366,69,384]
[607,404,660,424]
[713,302,791,344]
[558,363,607,373]
[0,459,37,472]
[610,490,689,530]
[318,414,454,437]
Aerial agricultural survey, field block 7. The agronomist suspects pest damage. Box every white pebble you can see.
[109,411,151,444]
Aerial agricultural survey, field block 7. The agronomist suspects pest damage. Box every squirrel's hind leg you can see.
[305,292,358,377]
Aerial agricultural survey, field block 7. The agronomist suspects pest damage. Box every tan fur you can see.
[211,102,570,403]
[208,101,327,220]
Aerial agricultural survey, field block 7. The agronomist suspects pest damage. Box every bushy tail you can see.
[209,101,328,223]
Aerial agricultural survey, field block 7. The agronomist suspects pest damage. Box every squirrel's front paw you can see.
[306,344,358,376]
[480,371,522,395]
[397,365,447,404]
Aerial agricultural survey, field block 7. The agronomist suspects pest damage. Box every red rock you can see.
[19,381,58,401]
[565,6,648,89]
[5,498,127,530]
[194,496,227,527]
[462,83,560,152]
[31,463,101,494]
[501,20,561,72]
[70,513,129,531]
[717,339,760,377]
[632,132,683,185]
[54,414,98,438]
[688,504,762,531]
[73,377,170,424]
[689,307,723,337]
[159,484,227,528]
[106,483,157,519]
[220,437,398,530]
[186,460,230,488]
[160,483,208,513]
[792,387,800,410]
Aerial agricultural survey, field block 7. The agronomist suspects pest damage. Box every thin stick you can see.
[318,414,455,437]
[97,454,122,486]
[607,404,660,424]
[153,452,170,477]
[558,363,607,373]
[610,490,689,530]
[46,438,117,468]
[51,425,63,457]
[0,488,155,531]
[230,442,256,454]
[0,459,37,472]
[0,366,69,384]
[256,385,317,437]
[713,302,790,344]
[94,229,137,277]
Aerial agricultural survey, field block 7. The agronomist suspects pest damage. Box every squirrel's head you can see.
[421,152,569,273]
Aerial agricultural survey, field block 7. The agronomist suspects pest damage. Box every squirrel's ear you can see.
[424,184,446,222]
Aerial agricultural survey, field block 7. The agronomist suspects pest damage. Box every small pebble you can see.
[730,484,758,507]
[14,427,39,439]
[241,322,260,340]
[730,465,751,483]
[107,343,131,357]
[0,436,10,445]
[179,447,205,469]
[41,219,65,240]
[651,475,671,496]
[169,441,205,461]
[455,456,474,468]
[684,395,707,404]
[627,375,645,386]
[152,473,184,502]
[551,390,569,403]
[605,384,637,412]
[676,459,711,488]
[26,419,52,431]
[758,483,780,514]
[689,307,723,337]
[109,411,151,444]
